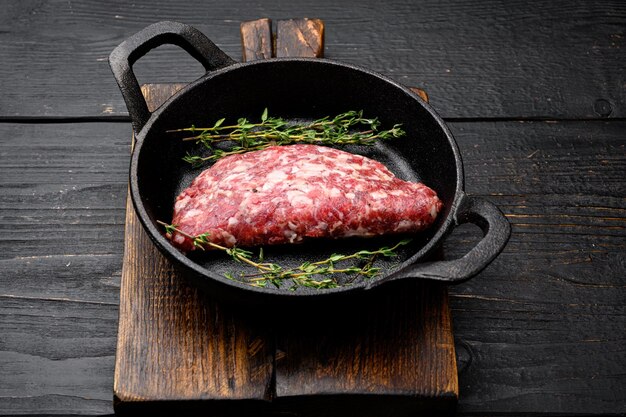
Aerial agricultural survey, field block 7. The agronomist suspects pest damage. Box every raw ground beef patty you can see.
[169,144,443,251]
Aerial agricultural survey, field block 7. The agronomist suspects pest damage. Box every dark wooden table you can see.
[1,1,625,415]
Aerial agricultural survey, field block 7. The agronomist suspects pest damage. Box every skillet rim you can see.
[129,57,465,297]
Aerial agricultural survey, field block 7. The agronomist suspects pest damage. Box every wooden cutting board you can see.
[114,19,457,416]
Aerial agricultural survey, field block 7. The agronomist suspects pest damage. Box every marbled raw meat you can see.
[169,144,442,251]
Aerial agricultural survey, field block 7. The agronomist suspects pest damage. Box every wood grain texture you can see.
[114,87,458,416]
[448,120,626,414]
[0,0,624,119]
[1,7,625,413]
[114,193,274,408]
[274,281,457,416]
[240,18,273,61]
[276,18,325,58]
[111,17,457,413]
[271,20,453,414]
[0,123,127,415]
[1,120,625,415]
[112,84,273,414]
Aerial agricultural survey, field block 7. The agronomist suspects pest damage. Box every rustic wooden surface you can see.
[240,18,273,61]
[115,178,274,411]
[1,0,625,415]
[112,84,273,414]
[1,120,624,415]
[1,0,625,119]
[275,18,325,57]
[113,20,458,414]
[274,281,457,416]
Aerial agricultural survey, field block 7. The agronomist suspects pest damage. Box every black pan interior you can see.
[133,59,460,293]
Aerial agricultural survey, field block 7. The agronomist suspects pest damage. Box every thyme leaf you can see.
[168,109,406,166]
[157,221,411,290]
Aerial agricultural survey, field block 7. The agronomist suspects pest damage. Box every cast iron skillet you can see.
[109,21,510,304]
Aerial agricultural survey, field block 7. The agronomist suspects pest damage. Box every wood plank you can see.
[112,84,274,414]
[448,120,626,414]
[113,193,274,412]
[240,18,273,61]
[0,120,625,414]
[0,121,126,415]
[114,21,457,413]
[275,18,325,57]
[1,0,624,119]
[0,122,129,259]
[0,297,117,415]
[249,20,456,414]
[274,281,457,416]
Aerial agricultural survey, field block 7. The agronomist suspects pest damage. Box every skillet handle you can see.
[109,21,236,135]
[367,194,510,288]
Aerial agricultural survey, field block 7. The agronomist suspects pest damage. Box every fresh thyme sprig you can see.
[167,109,405,167]
[157,221,411,290]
